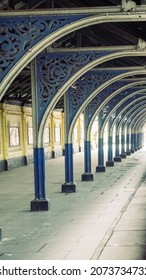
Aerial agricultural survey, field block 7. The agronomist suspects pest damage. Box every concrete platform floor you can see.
[0,148,146,260]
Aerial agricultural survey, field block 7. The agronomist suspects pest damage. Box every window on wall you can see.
[43,127,50,144]
[55,126,61,143]
[28,127,33,145]
[9,127,20,146]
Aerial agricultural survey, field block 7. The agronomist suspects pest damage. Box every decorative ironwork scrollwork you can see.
[85,83,144,127]
[37,51,112,108]
[0,14,88,81]
[68,70,127,122]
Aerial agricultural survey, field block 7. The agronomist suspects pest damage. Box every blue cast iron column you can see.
[62,143,76,192]
[82,107,94,181]
[82,140,94,181]
[120,124,127,158]
[61,92,76,192]
[134,130,138,151]
[114,123,122,162]
[33,147,46,198]
[30,60,49,211]
[137,132,140,150]
[126,126,131,156]
[106,118,114,167]
[131,126,135,153]
[96,112,106,172]
[137,129,142,149]
[142,132,144,147]
[140,132,142,149]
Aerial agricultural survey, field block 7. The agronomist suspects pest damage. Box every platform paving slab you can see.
[0,149,146,259]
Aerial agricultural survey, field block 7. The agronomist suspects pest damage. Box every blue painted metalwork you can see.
[99,88,143,129]
[98,111,104,166]
[94,93,146,162]
[36,52,144,133]
[33,147,45,199]
[137,133,141,149]
[110,94,146,132]
[121,128,126,155]
[36,51,114,128]
[140,133,142,148]
[126,133,130,151]
[142,132,144,147]
[108,135,113,161]
[114,99,146,154]
[68,75,144,173]
[139,132,142,148]
[98,137,104,166]
[83,90,145,164]
[131,133,135,150]
[69,78,143,134]
[134,133,138,150]
[115,134,120,157]
[68,70,129,126]
[64,143,73,183]
[83,106,92,175]
[106,118,114,163]
[111,97,145,155]
[84,141,92,173]
[0,14,91,82]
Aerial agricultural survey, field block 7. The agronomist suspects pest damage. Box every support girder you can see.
[1,10,146,98]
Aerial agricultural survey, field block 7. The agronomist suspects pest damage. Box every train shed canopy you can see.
[1,0,146,108]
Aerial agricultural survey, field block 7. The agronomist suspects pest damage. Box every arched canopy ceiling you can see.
[1,0,146,108]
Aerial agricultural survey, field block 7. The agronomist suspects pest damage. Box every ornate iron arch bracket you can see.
[83,82,140,128]
[98,88,145,129]
[35,50,114,128]
[67,70,130,129]
[0,14,91,82]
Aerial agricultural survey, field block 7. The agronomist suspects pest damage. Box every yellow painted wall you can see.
[73,116,84,152]
[77,114,84,151]
[50,110,63,153]
[0,103,82,163]
[3,103,23,159]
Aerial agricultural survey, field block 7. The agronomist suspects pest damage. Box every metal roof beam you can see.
[2,5,146,16]
[50,45,138,52]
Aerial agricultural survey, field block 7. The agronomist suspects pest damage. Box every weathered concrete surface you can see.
[0,148,146,260]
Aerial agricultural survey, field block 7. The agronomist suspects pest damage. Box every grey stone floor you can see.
[0,148,146,260]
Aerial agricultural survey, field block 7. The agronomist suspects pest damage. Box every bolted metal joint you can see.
[121,0,136,11]
[137,38,146,50]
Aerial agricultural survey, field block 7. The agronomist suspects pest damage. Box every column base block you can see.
[81,172,94,181]
[120,153,127,158]
[31,199,49,211]
[61,182,76,193]
[114,156,122,162]
[126,151,131,156]
[96,166,106,172]
[131,149,135,153]
[106,160,114,167]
